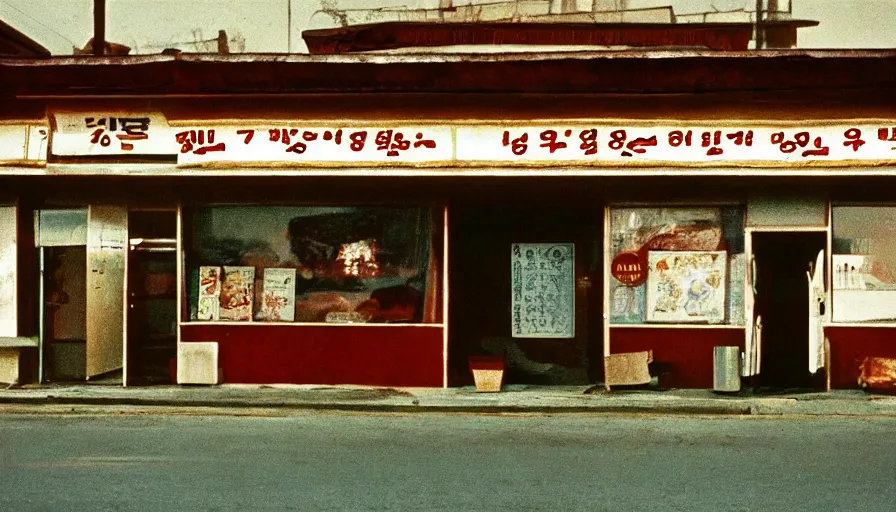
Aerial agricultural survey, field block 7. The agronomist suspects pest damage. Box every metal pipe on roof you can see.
[93,0,105,56]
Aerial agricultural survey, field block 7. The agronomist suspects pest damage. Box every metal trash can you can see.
[713,346,741,393]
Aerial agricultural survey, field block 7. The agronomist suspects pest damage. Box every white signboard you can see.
[511,243,575,338]
[174,126,454,164]
[51,112,171,156]
[0,124,48,161]
[646,251,727,324]
[47,111,896,166]
[455,125,896,163]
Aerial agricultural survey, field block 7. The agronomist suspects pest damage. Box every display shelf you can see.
[180,321,445,328]
[610,323,746,329]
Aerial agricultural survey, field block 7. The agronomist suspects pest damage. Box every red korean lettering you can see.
[578,129,598,156]
[237,129,255,144]
[608,130,627,150]
[701,130,723,156]
[375,130,394,152]
[302,131,319,142]
[878,127,896,142]
[801,136,830,157]
[843,128,865,151]
[323,129,343,145]
[348,131,368,152]
[175,129,225,155]
[413,132,436,149]
[502,131,529,156]
[387,131,411,157]
[89,128,111,147]
[539,129,568,154]
[625,136,658,155]
[668,130,693,147]
[771,132,797,153]
[726,130,754,146]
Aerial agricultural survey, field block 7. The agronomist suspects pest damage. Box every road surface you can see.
[1,412,894,511]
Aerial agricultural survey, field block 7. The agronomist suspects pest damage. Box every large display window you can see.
[184,205,441,324]
[832,206,896,322]
[608,206,745,326]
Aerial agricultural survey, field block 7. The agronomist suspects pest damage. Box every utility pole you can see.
[754,0,764,49]
[287,0,293,53]
[93,0,106,56]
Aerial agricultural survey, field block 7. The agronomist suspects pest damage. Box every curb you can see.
[0,396,760,415]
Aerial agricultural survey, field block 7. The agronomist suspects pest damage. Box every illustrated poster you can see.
[261,268,296,322]
[646,251,727,323]
[219,266,255,321]
[197,266,221,321]
[511,243,575,338]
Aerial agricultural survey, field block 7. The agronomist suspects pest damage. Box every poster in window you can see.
[646,251,727,323]
[220,266,254,321]
[511,243,575,338]
[197,266,221,321]
[261,268,296,322]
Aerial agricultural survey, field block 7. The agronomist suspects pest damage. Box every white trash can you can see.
[713,346,741,393]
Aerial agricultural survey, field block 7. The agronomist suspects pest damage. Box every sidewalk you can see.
[2,383,896,416]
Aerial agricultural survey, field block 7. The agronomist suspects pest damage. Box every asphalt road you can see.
[1,412,894,511]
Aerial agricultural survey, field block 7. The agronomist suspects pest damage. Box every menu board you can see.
[220,266,255,322]
[511,243,575,338]
[261,268,296,322]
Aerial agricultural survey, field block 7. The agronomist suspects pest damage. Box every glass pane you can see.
[36,209,88,247]
[0,206,15,336]
[609,206,745,325]
[186,205,435,323]
[832,206,896,322]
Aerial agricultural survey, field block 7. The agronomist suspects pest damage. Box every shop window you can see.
[185,206,440,324]
[609,206,745,325]
[0,206,15,336]
[832,206,896,322]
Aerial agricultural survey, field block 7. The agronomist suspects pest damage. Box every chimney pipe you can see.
[93,0,106,56]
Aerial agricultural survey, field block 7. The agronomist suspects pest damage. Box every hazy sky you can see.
[1,0,893,54]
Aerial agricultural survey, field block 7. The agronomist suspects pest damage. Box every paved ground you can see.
[2,413,895,511]
[2,383,896,416]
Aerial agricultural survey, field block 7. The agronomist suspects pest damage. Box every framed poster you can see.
[646,251,727,323]
[511,243,575,338]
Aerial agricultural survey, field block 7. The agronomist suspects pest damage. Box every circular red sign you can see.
[611,251,647,286]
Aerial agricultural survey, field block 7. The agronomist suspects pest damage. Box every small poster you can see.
[511,243,575,338]
[220,266,255,321]
[197,266,221,321]
[646,251,727,323]
[261,268,296,322]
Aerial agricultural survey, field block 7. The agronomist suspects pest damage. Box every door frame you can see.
[744,225,831,386]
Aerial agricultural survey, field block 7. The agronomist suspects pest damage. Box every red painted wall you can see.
[180,324,445,387]
[610,327,745,388]
[825,327,896,389]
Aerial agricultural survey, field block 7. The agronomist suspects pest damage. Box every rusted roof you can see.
[1,50,895,98]
[0,18,50,58]
[302,20,819,55]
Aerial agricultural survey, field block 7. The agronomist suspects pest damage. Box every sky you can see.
[1,0,894,54]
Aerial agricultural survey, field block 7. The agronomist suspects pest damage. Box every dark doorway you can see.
[448,205,602,387]
[752,232,825,389]
[42,246,87,382]
[127,210,178,385]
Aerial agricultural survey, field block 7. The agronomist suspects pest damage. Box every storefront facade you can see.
[2,51,896,389]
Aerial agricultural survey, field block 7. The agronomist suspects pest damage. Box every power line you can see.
[0,0,78,47]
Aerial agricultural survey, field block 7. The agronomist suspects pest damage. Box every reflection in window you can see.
[609,206,745,325]
[186,206,439,324]
[833,206,896,322]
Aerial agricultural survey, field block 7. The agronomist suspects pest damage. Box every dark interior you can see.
[448,204,602,387]
[752,232,826,389]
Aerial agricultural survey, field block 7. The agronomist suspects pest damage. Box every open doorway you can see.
[449,204,602,387]
[126,210,178,385]
[752,231,826,389]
